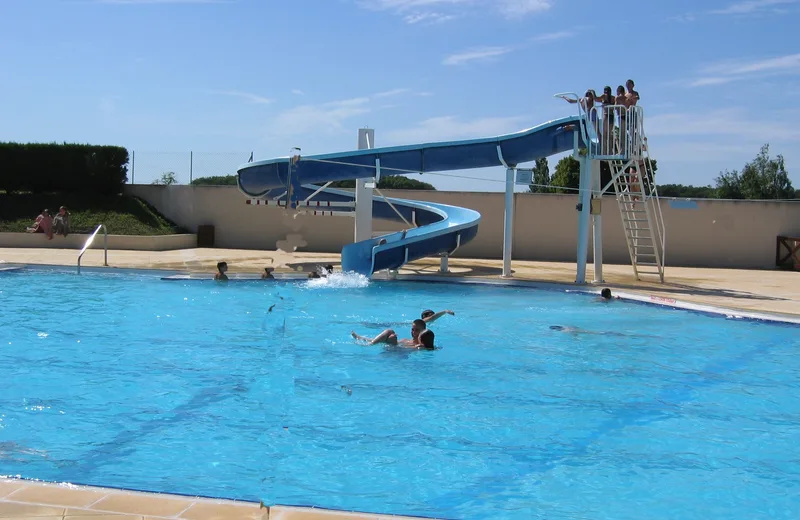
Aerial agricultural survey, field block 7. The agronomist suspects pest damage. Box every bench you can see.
[776,236,800,270]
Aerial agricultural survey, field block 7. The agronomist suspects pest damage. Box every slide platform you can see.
[237,115,582,276]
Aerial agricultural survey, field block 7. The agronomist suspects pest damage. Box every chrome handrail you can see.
[77,224,108,274]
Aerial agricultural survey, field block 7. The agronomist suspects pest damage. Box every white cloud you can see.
[357,0,552,23]
[646,108,800,142]
[95,0,230,4]
[373,88,411,98]
[403,12,457,23]
[532,30,574,42]
[267,97,372,138]
[687,53,800,87]
[385,115,527,144]
[498,0,551,17]
[210,90,274,104]
[443,46,513,65]
[709,0,796,15]
[292,89,304,96]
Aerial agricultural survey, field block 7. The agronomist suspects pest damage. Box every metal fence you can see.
[129,151,253,185]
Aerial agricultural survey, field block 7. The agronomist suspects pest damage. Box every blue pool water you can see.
[1,267,799,520]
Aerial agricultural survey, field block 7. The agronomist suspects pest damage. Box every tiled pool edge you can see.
[0,477,439,519]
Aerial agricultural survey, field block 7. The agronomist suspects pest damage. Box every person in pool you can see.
[261,267,275,280]
[421,309,455,324]
[352,319,433,349]
[214,261,229,281]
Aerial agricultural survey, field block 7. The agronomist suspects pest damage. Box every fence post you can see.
[189,151,193,184]
[131,150,135,184]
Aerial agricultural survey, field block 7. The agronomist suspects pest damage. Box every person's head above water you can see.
[421,309,435,319]
[418,329,435,349]
[411,319,426,339]
[550,325,565,331]
[601,288,612,300]
[217,261,227,272]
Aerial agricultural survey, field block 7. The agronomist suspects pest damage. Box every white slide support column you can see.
[575,147,592,284]
[502,167,515,278]
[591,159,604,283]
[354,128,375,243]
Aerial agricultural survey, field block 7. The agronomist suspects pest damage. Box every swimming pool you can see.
[1,267,798,520]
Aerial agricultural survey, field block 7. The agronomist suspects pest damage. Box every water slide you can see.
[237,114,582,275]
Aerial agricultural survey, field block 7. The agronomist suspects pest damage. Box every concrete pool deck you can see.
[1,246,799,519]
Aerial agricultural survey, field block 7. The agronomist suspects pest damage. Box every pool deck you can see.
[1,246,799,520]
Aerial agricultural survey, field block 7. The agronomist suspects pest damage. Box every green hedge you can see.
[0,142,129,195]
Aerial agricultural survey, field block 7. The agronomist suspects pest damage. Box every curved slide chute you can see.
[237,115,581,276]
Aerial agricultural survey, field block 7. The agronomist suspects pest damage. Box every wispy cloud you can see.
[210,90,274,104]
[357,0,552,24]
[373,88,411,98]
[95,0,231,4]
[532,30,574,42]
[687,53,800,87]
[386,115,526,144]
[403,12,458,24]
[647,108,800,142]
[709,0,796,15]
[443,46,514,65]
[292,89,304,96]
[264,88,418,139]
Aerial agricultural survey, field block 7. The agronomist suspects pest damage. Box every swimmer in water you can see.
[214,261,228,281]
[352,319,433,349]
[261,267,275,280]
[550,325,649,338]
[421,309,455,324]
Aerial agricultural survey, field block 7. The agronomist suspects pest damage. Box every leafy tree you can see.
[529,158,551,193]
[713,170,743,199]
[191,175,237,186]
[330,176,436,190]
[550,156,580,194]
[657,184,716,198]
[714,144,793,199]
[152,172,178,185]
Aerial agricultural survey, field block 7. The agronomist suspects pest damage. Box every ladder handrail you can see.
[77,224,108,274]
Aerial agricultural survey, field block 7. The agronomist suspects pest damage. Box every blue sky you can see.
[1,0,798,191]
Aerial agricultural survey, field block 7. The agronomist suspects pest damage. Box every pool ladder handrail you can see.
[77,224,108,274]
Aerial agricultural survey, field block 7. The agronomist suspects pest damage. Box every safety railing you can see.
[584,104,645,161]
[77,224,108,274]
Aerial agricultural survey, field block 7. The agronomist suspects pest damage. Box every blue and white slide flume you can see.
[237,115,582,276]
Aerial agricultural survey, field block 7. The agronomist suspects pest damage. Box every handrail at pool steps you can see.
[77,224,108,274]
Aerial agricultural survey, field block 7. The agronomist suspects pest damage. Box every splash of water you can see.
[306,271,370,289]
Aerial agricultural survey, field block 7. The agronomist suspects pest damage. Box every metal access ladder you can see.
[609,156,666,282]
[571,98,667,282]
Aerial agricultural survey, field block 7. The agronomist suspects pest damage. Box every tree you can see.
[657,184,716,198]
[191,175,237,186]
[714,144,793,199]
[152,172,178,185]
[529,158,551,193]
[330,176,436,190]
[549,156,580,194]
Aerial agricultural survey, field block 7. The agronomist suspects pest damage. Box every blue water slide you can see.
[237,114,582,275]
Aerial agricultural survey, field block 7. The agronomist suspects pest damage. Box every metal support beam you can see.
[502,167,515,278]
[575,141,592,284]
[440,255,449,273]
[591,159,604,283]
[354,128,375,243]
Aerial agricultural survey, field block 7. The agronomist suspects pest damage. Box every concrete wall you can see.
[125,185,800,269]
[0,232,197,251]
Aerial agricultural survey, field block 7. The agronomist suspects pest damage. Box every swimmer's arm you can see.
[423,310,455,323]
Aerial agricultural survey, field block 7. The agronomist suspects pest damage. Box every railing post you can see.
[501,167,515,278]
[189,151,193,184]
[103,225,108,266]
[440,255,449,273]
[354,129,375,243]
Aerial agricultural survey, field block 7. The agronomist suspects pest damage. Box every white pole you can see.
[575,154,591,284]
[354,128,375,242]
[440,255,449,273]
[591,159,603,283]
[502,167,515,278]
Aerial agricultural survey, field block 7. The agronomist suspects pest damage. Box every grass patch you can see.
[0,193,187,235]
